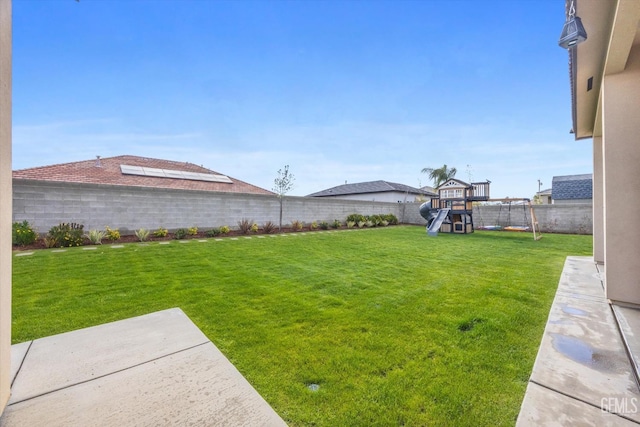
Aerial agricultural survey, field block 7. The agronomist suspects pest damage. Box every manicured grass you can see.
[12,227,592,426]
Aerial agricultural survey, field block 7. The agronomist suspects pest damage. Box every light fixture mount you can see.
[559,0,587,49]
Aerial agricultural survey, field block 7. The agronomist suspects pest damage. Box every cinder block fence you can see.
[471,204,593,234]
[12,180,406,234]
[12,179,593,235]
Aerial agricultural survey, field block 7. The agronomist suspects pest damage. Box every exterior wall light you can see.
[559,1,587,49]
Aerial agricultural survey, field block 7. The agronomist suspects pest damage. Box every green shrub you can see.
[310,221,318,230]
[346,213,366,224]
[135,228,150,242]
[153,227,168,238]
[332,220,341,229]
[86,229,106,245]
[105,226,120,241]
[381,220,389,226]
[346,213,397,225]
[291,220,303,231]
[263,221,276,234]
[238,219,253,235]
[319,221,329,230]
[206,228,221,237]
[384,213,399,225]
[43,236,58,249]
[12,221,37,246]
[48,222,84,248]
[346,221,356,228]
[357,221,366,228]
[187,226,198,236]
[174,228,188,240]
[250,223,259,233]
[220,225,230,235]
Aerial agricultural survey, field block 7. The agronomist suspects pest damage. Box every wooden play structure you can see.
[423,179,541,240]
[426,179,490,234]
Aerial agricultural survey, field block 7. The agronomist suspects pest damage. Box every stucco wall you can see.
[0,0,11,413]
[593,136,604,263]
[601,41,640,304]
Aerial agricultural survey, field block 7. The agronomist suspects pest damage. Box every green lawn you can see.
[12,226,592,426]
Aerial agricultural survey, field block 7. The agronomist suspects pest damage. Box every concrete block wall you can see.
[396,202,593,234]
[403,202,429,226]
[12,181,593,235]
[13,180,413,234]
[472,204,593,234]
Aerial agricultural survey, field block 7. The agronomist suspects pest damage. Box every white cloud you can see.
[12,116,592,199]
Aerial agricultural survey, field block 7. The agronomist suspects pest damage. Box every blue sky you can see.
[12,0,591,198]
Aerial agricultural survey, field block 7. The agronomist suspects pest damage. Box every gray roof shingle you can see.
[552,174,593,200]
[307,180,434,197]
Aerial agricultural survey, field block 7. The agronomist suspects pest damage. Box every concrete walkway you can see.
[517,257,640,426]
[0,308,287,426]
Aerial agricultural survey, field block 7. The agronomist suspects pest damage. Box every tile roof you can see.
[307,180,435,197]
[13,155,274,195]
[552,174,593,200]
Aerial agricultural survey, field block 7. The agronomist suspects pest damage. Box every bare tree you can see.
[273,165,295,231]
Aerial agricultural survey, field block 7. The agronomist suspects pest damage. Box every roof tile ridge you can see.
[13,157,95,172]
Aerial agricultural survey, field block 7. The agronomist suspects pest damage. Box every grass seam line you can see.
[15,226,387,255]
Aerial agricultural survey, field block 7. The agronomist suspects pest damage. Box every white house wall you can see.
[315,192,419,203]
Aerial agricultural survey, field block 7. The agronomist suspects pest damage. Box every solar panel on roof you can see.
[120,165,144,175]
[181,172,201,180]
[199,173,233,183]
[120,164,232,184]
[141,167,166,178]
[163,170,184,179]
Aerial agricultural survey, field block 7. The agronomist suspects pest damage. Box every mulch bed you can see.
[12,226,354,252]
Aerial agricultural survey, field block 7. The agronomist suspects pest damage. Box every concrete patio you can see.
[0,308,287,426]
[517,256,640,426]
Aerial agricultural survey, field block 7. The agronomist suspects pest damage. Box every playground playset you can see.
[420,179,541,240]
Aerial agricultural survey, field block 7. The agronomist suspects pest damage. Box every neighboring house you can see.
[11,155,275,234]
[420,185,437,196]
[535,188,552,204]
[307,180,435,203]
[12,155,274,195]
[551,174,592,204]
